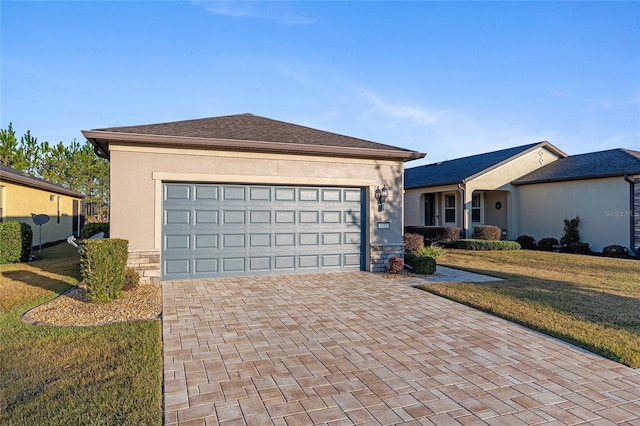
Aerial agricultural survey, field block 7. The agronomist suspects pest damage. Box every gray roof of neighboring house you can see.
[405,141,565,189]
[82,113,425,161]
[513,148,640,185]
[0,163,85,198]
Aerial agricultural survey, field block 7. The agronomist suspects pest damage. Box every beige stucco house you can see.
[405,143,640,254]
[83,113,424,282]
[0,164,85,246]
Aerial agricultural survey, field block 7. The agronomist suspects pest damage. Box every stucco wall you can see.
[0,181,82,246]
[517,177,632,252]
[109,144,405,271]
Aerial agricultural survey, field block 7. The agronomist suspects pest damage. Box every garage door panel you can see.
[162,183,363,279]
[194,185,219,200]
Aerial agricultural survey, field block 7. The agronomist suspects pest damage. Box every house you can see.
[0,164,85,246]
[83,113,424,282]
[513,148,640,253]
[404,143,640,254]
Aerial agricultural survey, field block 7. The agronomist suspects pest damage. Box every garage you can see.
[83,113,423,282]
[162,183,363,279]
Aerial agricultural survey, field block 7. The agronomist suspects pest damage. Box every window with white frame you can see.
[472,193,481,223]
[0,186,4,222]
[445,194,456,223]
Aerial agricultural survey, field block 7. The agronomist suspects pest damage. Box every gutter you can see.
[623,175,637,255]
[81,130,426,162]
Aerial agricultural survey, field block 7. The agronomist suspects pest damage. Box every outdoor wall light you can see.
[375,185,389,211]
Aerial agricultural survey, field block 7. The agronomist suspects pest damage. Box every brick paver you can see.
[162,272,640,425]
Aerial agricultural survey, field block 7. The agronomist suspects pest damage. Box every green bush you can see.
[403,233,424,255]
[0,221,33,263]
[563,242,591,254]
[560,216,580,246]
[387,256,404,274]
[124,267,140,290]
[471,225,502,240]
[538,237,559,252]
[404,253,436,275]
[457,239,521,251]
[81,238,128,303]
[602,245,629,258]
[80,222,110,239]
[418,244,445,260]
[516,235,537,250]
[404,226,460,243]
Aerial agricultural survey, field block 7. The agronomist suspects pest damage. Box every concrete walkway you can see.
[162,271,639,425]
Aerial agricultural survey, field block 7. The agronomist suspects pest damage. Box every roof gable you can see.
[83,113,425,161]
[0,164,85,198]
[513,148,640,185]
[405,142,564,189]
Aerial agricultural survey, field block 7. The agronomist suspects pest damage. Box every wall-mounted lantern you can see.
[375,185,389,211]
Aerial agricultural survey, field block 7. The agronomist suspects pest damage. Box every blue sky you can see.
[1,1,638,167]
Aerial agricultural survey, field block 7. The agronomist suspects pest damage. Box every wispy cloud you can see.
[190,1,315,25]
[356,89,439,126]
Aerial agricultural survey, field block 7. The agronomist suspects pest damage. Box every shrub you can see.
[404,226,460,243]
[538,238,559,252]
[516,235,537,250]
[0,221,33,263]
[387,256,404,274]
[404,253,437,275]
[80,222,110,239]
[403,233,424,255]
[457,239,521,251]
[418,244,445,260]
[81,238,128,303]
[602,245,629,258]
[560,216,580,246]
[124,267,140,290]
[471,225,502,241]
[564,242,592,254]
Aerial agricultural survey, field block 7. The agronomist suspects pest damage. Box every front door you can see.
[424,194,435,226]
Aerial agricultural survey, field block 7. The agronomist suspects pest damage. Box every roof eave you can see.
[513,170,640,186]
[82,130,425,161]
[0,172,85,198]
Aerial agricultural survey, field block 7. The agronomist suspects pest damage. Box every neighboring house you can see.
[0,164,85,246]
[404,143,640,254]
[83,113,424,282]
[513,148,640,254]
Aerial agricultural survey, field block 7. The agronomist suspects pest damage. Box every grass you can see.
[417,249,640,368]
[0,244,162,425]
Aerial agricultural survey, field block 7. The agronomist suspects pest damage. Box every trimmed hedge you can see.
[80,222,110,239]
[538,237,559,252]
[404,253,436,275]
[457,239,521,251]
[0,221,33,263]
[403,233,424,255]
[471,225,502,241]
[516,235,537,250]
[602,245,629,258]
[81,238,128,303]
[404,226,460,243]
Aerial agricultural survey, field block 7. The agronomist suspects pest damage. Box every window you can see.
[0,186,4,222]
[445,194,456,223]
[472,193,481,223]
[57,196,61,224]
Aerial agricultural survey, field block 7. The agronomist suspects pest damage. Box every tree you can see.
[0,123,27,169]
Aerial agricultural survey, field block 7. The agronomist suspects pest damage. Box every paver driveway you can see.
[162,272,640,425]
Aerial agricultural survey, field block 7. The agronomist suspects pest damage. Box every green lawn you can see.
[418,249,640,368]
[0,244,162,425]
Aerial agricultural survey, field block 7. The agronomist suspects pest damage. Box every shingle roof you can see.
[83,113,425,161]
[513,148,640,185]
[405,142,563,189]
[0,163,85,198]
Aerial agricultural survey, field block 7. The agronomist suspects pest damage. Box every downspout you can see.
[623,175,637,255]
[457,182,466,238]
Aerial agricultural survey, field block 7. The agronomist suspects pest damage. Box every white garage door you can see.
[162,183,364,279]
